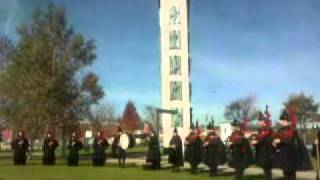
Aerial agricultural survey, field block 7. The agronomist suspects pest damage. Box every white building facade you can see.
[159,0,191,147]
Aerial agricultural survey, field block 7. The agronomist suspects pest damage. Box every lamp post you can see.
[147,108,177,169]
[155,108,178,145]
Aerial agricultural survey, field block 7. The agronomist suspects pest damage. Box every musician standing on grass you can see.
[251,106,273,180]
[117,127,126,168]
[228,119,253,180]
[11,130,29,165]
[145,131,161,170]
[168,127,183,172]
[272,110,312,180]
[67,131,83,166]
[112,129,120,158]
[203,122,226,176]
[92,131,108,166]
[42,131,59,165]
[184,123,202,174]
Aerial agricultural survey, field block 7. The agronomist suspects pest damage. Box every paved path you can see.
[107,157,317,180]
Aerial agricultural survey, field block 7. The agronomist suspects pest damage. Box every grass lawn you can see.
[0,153,316,180]
[0,159,271,180]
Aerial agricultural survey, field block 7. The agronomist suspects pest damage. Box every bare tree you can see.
[143,105,157,130]
[283,92,319,142]
[91,102,117,130]
[224,95,258,122]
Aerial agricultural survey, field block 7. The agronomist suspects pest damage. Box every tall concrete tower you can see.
[159,0,191,147]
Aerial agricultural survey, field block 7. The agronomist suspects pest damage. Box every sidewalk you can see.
[107,157,317,180]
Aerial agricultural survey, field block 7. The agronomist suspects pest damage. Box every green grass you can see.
[0,159,270,180]
[0,155,316,180]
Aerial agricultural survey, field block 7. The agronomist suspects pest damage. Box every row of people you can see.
[11,129,128,166]
[9,109,315,180]
[167,108,313,180]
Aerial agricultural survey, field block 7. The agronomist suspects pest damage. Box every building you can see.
[159,0,191,147]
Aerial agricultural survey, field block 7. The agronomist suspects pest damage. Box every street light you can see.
[147,108,177,169]
[155,108,178,140]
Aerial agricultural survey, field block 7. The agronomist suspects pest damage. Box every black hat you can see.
[195,120,199,129]
[208,121,215,130]
[231,119,241,127]
[173,127,177,133]
[258,111,265,121]
[280,110,289,121]
[207,123,212,130]
[190,123,195,130]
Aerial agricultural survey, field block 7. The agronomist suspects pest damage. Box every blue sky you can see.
[1,0,320,123]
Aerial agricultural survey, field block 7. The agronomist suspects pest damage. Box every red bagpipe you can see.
[204,133,220,142]
[255,127,273,142]
[229,131,244,144]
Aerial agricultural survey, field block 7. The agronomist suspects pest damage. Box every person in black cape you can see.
[112,129,120,158]
[272,110,312,180]
[92,131,109,166]
[144,131,161,170]
[67,131,83,166]
[42,131,59,165]
[250,108,274,180]
[228,119,253,180]
[312,129,320,158]
[184,123,202,174]
[203,122,226,176]
[168,127,183,172]
[11,131,29,165]
[116,127,127,168]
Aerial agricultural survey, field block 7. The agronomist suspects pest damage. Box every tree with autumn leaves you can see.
[121,101,141,132]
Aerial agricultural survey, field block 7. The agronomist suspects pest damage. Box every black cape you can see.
[203,135,227,167]
[146,135,161,169]
[67,138,83,166]
[184,133,202,166]
[92,137,108,166]
[254,128,273,168]
[42,138,59,165]
[168,135,183,166]
[272,127,312,171]
[228,132,253,169]
[112,135,120,158]
[11,136,29,165]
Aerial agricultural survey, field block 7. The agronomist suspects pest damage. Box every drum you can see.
[119,134,130,150]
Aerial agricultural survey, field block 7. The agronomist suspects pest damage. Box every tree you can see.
[283,92,319,142]
[121,101,141,132]
[91,102,117,130]
[224,95,258,124]
[143,105,157,130]
[0,3,104,157]
[0,36,13,71]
